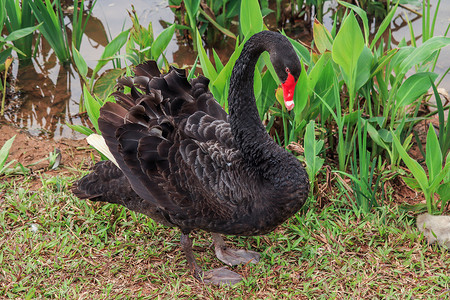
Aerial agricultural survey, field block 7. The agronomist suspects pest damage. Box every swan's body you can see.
[73,31,309,284]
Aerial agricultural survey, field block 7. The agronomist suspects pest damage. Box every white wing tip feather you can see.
[86,134,120,168]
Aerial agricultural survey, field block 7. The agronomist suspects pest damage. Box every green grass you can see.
[0,174,449,299]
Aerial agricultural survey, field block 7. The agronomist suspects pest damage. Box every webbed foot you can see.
[212,233,261,266]
[202,267,242,285]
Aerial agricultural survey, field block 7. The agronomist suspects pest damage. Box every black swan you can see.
[73,31,309,284]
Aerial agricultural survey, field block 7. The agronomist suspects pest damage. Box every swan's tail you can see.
[72,160,173,226]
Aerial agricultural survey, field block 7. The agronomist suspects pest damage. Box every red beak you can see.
[281,72,297,111]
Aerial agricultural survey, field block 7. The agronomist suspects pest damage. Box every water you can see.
[5,0,450,140]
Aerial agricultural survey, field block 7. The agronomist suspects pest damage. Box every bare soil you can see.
[0,121,96,189]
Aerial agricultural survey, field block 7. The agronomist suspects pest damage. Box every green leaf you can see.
[337,0,369,44]
[313,19,333,53]
[66,124,94,136]
[392,133,429,192]
[304,120,324,182]
[195,29,218,81]
[210,41,245,103]
[151,24,176,60]
[83,86,102,133]
[332,12,364,75]
[253,67,262,103]
[285,35,311,66]
[366,122,388,150]
[240,0,263,38]
[184,0,201,27]
[437,182,450,202]
[4,24,41,42]
[307,52,332,94]
[370,0,400,49]
[93,68,126,100]
[256,69,277,118]
[395,72,438,109]
[426,125,443,183]
[92,29,130,80]
[198,8,237,39]
[332,11,364,109]
[402,177,421,191]
[0,0,5,27]
[293,61,308,123]
[399,37,450,75]
[212,49,224,73]
[355,46,372,90]
[28,0,70,63]
[0,135,15,169]
[72,43,88,80]
[0,48,13,65]
[429,162,450,192]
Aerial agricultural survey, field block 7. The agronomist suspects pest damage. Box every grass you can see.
[0,172,449,299]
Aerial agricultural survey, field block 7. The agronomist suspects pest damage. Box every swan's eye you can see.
[285,67,290,74]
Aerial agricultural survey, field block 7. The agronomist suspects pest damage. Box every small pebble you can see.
[30,223,38,233]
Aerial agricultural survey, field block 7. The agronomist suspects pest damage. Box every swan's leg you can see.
[211,233,261,266]
[180,233,242,285]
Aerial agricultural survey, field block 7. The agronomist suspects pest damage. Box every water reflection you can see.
[4,0,449,140]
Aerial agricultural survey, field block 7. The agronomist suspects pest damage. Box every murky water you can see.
[5,0,450,140]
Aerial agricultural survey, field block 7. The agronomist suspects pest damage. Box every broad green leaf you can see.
[212,49,224,73]
[260,52,278,84]
[337,0,369,44]
[370,48,398,78]
[430,78,450,154]
[253,67,262,103]
[66,124,94,137]
[313,20,333,53]
[429,162,450,192]
[211,41,245,102]
[399,37,450,75]
[332,11,364,107]
[308,52,332,94]
[355,46,372,90]
[437,182,450,202]
[198,8,236,39]
[184,0,201,27]
[395,72,438,109]
[285,35,311,66]
[0,135,15,169]
[293,61,308,124]
[240,0,263,38]
[402,177,421,191]
[425,124,442,183]
[93,68,126,100]
[390,47,413,74]
[370,0,400,49]
[4,24,41,42]
[392,133,428,192]
[332,12,364,75]
[92,29,130,79]
[366,122,388,149]
[0,48,13,65]
[83,86,102,133]
[72,44,88,79]
[445,153,450,183]
[0,0,5,27]
[379,129,392,143]
[195,29,217,81]
[151,24,176,60]
[304,120,324,181]
[187,56,198,81]
[257,70,277,118]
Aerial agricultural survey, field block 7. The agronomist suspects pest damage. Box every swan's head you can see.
[271,42,301,111]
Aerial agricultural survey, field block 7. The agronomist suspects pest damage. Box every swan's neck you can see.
[228,34,277,165]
